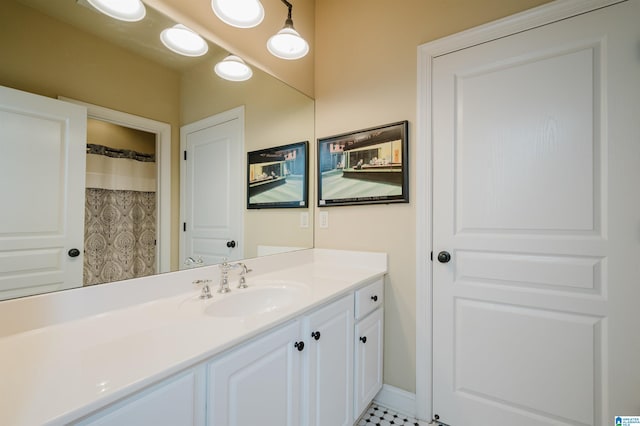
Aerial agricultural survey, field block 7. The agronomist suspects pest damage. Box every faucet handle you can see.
[192,279,213,299]
[184,256,204,268]
[236,263,251,289]
[193,279,212,287]
[238,263,252,275]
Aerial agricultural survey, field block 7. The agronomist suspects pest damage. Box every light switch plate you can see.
[300,212,309,228]
[319,211,329,228]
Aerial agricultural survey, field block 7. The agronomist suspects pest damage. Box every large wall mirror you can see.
[0,0,315,301]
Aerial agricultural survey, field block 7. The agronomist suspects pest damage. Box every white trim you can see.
[59,97,172,275]
[415,0,623,421]
[374,384,417,419]
[179,106,246,264]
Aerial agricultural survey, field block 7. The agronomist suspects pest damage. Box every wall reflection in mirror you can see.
[0,0,314,301]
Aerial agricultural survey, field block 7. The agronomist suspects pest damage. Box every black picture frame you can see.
[247,141,309,209]
[317,121,409,207]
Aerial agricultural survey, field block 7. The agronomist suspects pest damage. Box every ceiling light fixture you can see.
[211,0,264,29]
[160,25,208,57]
[267,0,308,60]
[214,55,253,82]
[86,0,146,22]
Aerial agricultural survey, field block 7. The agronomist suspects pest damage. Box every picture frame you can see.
[247,141,309,209]
[317,121,409,206]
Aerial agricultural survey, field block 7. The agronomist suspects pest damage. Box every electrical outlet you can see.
[319,211,329,228]
[300,212,309,228]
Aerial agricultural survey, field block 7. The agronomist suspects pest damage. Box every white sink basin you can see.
[204,282,307,318]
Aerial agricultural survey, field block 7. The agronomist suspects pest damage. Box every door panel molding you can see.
[179,106,245,265]
[415,0,627,421]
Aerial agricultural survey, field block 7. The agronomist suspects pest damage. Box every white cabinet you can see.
[353,279,384,420]
[207,321,302,426]
[206,294,355,426]
[70,278,384,426]
[305,295,354,426]
[73,367,206,426]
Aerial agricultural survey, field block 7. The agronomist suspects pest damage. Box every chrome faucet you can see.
[218,260,233,293]
[184,256,204,268]
[236,263,252,289]
[218,259,252,293]
[193,279,212,299]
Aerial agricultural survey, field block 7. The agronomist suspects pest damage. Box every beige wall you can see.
[180,57,315,258]
[87,119,156,154]
[0,0,182,270]
[314,0,551,393]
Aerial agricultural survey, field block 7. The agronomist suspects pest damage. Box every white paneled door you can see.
[432,2,639,425]
[181,107,244,265]
[0,86,86,300]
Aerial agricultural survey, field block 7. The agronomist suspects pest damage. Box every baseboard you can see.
[374,384,417,418]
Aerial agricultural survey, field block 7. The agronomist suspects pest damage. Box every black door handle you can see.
[311,331,321,341]
[226,240,236,248]
[360,336,367,344]
[294,341,305,351]
[437,251,451,263]
[68,248,81,258]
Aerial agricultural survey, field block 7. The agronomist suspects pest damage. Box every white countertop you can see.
[0,249,387,426]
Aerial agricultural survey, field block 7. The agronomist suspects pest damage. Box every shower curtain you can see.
[83,144,157,286]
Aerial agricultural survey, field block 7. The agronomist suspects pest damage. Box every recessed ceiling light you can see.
[160,25,208,57]
[214,55,253,82]
[86,0,146,22]
[211,0,264,29]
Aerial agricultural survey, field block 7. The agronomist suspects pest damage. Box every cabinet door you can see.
[305,295,354,426]
[74,367,206,426]
[354,308,384,419]
[207,321,302,426]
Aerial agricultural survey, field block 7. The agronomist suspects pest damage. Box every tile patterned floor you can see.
[356,403,432,426]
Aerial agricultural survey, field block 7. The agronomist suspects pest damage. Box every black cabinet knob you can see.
[437,251,451,263]
[311,331,321,341]
[371,295,378,302]
[359,336,367,344]
[294,341,305,351]
[68,248,81,258]
[226,240,236,248]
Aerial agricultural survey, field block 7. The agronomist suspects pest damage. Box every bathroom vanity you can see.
[0,249,386,425]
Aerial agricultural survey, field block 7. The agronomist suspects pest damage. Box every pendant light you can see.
[160,25,208,57]
[214,55,253,82]
[86,0,146,22]
[267,0,308,60]
[211,0,264,29]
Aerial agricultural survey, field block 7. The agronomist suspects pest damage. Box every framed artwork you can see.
[317,121,409,206]
[247,141,308,209]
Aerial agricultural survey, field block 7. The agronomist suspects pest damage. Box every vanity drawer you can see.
[355,278,383,320]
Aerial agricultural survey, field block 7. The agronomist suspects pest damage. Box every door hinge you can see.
[183,222,186,232]
[183,150,187,160]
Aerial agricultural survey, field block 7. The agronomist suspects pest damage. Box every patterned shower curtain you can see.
[83,144,157,286]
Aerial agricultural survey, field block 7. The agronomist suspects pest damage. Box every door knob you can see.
[360,336,367,344]
[294,341,305,351]
[68,248,81,258]
[311,331,321,341]
[437,251,451,263]
[226,240,236,248]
